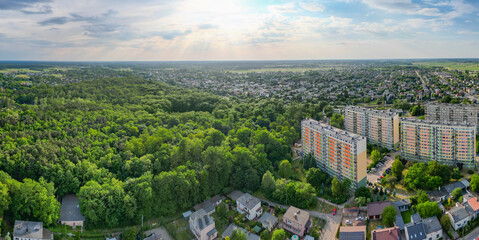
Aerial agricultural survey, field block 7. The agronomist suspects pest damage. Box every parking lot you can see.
[366,154,395,185]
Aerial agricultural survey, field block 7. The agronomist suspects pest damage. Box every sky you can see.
[0,0,479,61]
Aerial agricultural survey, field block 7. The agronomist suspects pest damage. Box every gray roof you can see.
[228,190,245,201]
[391,199,411,209]
[190,209,214,230]
[222,224,260,240]
[427,189,448,202]
[395,214,405,230]
[59,194,86,222]
[13,220,52,240]
[339,226,366,240]
[237,193,261,210]
[411,213,422,224]
[423,216,442,234]
[207,228,217,237]
[258,212,278,228]
[444,181,468,194]
[405,222,426,240]
[194,195,223,213]
[449,206,470,223]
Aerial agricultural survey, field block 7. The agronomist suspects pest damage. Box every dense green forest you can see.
[0,71,332,229]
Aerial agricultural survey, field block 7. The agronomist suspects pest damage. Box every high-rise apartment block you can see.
[401,118,476,168]
[426,103,479,132]
[344,106,400,149]
[302,119,367,188]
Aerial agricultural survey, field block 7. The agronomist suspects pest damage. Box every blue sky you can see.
[0,0,478,60]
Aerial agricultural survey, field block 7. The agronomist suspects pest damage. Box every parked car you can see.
[333,209,337,215]
[345,220,352,225]
[355,217,363,221]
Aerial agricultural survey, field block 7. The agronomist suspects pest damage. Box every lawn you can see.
[165,218,194,240]
[412,61,479,71]
[314,200,336,214]
[367,220,383,240]
[401,210,413,224]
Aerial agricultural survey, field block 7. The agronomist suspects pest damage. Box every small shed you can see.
[60,194,85,228]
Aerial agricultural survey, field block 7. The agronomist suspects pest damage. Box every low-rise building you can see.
[59,194,85,228]
[392,199,411,212]
[258,212,278,232]
[447,205,471,231]
[423,216,443,240]
[465,197,479,219]
[339,226,366,240]
[194,195,223,215]
[371,226,400,240]
[236,193,262,221]
[222,224,260,240]
[282,206,311,237]
[367,201,391,220]
[189,209,217,240]
[342,207,359,217]
[13,220,53,240]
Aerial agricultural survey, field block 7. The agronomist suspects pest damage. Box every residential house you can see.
[405,221,426,240]
[339,226,366,240]
[342,207,359,217]
[367,201,391,220]
[447,205,471,231]
[194,195,223,215]
[228,190,245,201]
[423,216,443,240]
[392,199,411,212]
[236,193,262,221]
[371,226,400,240]
[59,194,85,228]
[427,189,448,203]
[465,197,479,219]
[13,220,53,240]
[282,206,311,237]
[395,214,405,231]
[258,212,278,232]
[443,180,470,196]
[222,224,260,240]
[189,209,217,240]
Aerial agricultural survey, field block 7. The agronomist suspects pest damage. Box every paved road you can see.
[460,227,479,240]
[366,154,395,184]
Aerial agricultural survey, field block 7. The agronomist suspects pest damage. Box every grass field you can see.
[165,218,194,240]
[0,68,41,73]
[413,61,479,71]
[367,220,383,240]
[315,200,336,213]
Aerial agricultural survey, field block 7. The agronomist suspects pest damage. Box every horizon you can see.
[1,0,479,61]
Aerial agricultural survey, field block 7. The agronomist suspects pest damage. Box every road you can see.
[460,227,479,240]
[366,152,399,185]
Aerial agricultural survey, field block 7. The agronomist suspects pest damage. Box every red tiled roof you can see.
[468,198,479,211]
[371,227,400,240]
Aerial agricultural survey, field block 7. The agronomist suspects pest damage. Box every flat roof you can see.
[344,106,400,118]
[302,119,366,143]
[400,117,476,128]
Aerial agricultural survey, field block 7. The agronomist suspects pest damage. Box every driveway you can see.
[144,227,173,240]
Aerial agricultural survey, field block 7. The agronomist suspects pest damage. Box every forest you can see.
[0,70,334,230]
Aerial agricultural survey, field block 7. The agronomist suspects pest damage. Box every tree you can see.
[261,171,276,197]
[272,229,287,240]
[391,158,404,180]
[452,188,462,200]
[470,174,479,192]
[0,182,10,217]
[426,176,443,190]
[404,163,427,190]
[122,227,137,240]
[382,205,397,227]
[331,177,342,198]
[370,150,381,164]
[231,229,247,240]
[329,113,344,129]
[355,197,366,206]
[355,187,370,199]
[324,105,334,117]
[217,202,227,219]
[303,153,316,170]
[260,230,271,240]
[278,160,293,179]
[415,190,430,204]
[452,167,462,179]
[440,214,451,230]
[306,168,328,189]
[417,202,441,218]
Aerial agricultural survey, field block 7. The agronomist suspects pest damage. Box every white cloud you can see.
[299,2,325,12]
[267,2,298,13]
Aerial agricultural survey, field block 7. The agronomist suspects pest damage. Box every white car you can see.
[355,217,363,221]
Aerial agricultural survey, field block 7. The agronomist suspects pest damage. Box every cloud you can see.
[0,0,50,10]
[267,2,297,13]
[21,4,52,14]
[158,29,192,40]
[38,17,69,25]
[299,2,325,12]
[198,24,218,29]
